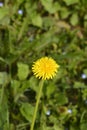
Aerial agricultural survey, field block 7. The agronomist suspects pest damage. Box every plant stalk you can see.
[30,80,44,130]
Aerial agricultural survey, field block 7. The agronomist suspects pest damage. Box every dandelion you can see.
[32,57,59,80]
[30,57,59,130]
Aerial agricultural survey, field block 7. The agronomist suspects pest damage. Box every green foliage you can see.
[0,0,87,130]
[17,62,29,80]
[20,103,34,123]
[63,0,79,5]
[41,0,61,14]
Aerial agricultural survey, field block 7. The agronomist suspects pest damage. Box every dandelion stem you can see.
[30,80,44,130]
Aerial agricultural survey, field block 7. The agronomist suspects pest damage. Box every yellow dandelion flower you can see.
[32,57,59,80]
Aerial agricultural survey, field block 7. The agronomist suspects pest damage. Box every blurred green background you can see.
[0,0,87,130]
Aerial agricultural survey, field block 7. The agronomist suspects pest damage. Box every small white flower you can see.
[18,10,23,15]
[46,110,51,116]
[81,74,86,79]
[67,109,72,114]
[0,2,3,7]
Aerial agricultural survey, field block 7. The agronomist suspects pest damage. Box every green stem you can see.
[30,80,44,130]
[80,110,86,123]
[0,84,5,105]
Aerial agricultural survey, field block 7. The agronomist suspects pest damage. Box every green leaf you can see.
[41,0,61,14]
[80,123,87,130]
[28,76,39,92]
[84,21,87,28]
[17,0,25,5]
[17,62,29,80]
[63,0,79,5]
[0,7,9,20]
[70,124,80,130]
[11,80,21,96]
[31,13,42,27]
[0,16,10,26]
[20,103,34,122]
[83,69,87,75]
[0,92,9,129]
[25,1,42,27]
[55,93,68,105]
[54,125,64,130]
[43,17,55,29]
[46,83,56,99]
[60,7,70,19]
[74,81,86,88]
[0,72,9,85]
[0,57,6,63]
[70,13,78,26]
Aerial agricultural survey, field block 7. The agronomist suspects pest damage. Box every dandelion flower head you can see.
[32,57,59,80]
